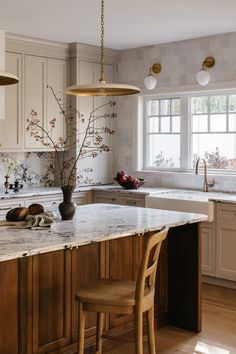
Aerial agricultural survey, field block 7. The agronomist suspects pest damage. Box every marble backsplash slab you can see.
[0,152,54,191]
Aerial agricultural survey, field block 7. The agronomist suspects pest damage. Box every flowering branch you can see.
[26,86,117,187]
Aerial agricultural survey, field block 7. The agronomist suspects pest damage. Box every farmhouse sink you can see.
[145,190,216,222]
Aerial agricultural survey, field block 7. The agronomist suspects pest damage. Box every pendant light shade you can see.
[66,82,140,97]
[66,0,140,97]
[0,72,19,86]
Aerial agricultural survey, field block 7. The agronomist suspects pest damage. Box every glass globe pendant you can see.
[196,68,211,86]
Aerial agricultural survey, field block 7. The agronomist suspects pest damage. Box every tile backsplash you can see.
[0,152,54,190]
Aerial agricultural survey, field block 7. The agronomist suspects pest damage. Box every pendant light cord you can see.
[100,0,105,82]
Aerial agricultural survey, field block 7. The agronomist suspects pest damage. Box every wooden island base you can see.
[0,223,201,354]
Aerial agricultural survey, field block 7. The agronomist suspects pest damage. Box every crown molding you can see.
[5,32,69,60]
[69,42,120,64]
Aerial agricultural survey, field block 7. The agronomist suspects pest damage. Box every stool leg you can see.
[147,306,156,354]
[96,312,104,354]
[134,309,143,354]
[77,302,86,354]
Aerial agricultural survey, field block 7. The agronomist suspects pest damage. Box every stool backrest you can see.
[135,227,169,305]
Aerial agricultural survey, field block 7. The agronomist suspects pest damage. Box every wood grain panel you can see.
[0,259,19,354]
[32,250,71,353]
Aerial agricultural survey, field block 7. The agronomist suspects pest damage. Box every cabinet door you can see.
[46,58,67,144]
[71,243,105,344]
[0,52,22,149]
[24,55,46,149]
[93,192,117,204]
[107,236,139,332]
[0,259,19,354]
[216,223,236,281]
[32,250,71,353]
[202,222,216,276]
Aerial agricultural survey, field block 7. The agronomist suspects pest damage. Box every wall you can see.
[116,32,236,192]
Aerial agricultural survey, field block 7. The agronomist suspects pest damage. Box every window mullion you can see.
[180,94,189,171]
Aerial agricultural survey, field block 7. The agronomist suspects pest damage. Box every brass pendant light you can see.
[66,0,140,97]
[0,71,19,86]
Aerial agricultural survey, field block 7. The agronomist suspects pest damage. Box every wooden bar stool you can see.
[75,227,169,354]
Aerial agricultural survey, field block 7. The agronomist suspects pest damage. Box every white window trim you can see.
[142,89,236,175]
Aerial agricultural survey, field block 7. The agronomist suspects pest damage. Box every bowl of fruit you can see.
[114,171,146,190]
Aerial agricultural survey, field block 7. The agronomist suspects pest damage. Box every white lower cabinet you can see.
[216,203,236,281]
[202,222,216,276]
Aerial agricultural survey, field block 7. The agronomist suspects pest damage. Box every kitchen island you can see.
[0,204,207,354]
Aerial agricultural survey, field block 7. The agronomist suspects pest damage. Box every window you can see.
[145,98,181,169]
[143,91,236,172]
[191,94,236,170]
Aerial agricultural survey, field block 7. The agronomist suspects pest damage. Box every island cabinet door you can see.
[71,243,106,345]
[0,259,19,354]
[31,250,72,354]
[107,236,140,333]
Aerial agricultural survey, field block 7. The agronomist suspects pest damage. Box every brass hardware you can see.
[202,56,215,69]
[151,63,162,74]
[195,158,215,192]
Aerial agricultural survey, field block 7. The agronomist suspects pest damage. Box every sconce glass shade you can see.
[144,74,157,90]
[196,68,211,86]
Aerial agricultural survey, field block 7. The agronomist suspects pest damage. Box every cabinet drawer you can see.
[217,203,236,225]
[118,196,145,207]
[0,200,24,217]
[93,192,117,204]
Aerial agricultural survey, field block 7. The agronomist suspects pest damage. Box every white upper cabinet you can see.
[46,58,67,145]
[24,55,46,149]
[0,52,22,149]
[24,55,67,150]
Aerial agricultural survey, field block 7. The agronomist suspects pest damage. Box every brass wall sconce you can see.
[196,56,215,86]
[144,63,161,90]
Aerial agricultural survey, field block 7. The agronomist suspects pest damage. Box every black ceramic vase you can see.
[59,186,76,220]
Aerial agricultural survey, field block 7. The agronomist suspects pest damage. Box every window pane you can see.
[160,117,170,133]
[229,95,236,112]
[172,116,180,133]
[171,99,180,115]
[148,117,159,133]
[149,134,180,168]
[191,96,208,114]
[192,133,236,170]
[210,114,226,132]
[148,100,159,115]
[192,115,208,132]
[160,99,170,115]
[210,95,226,113]
[229,114,236,132]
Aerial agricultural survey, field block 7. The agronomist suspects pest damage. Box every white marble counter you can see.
[0,203,207,262]
[1,184,236,204]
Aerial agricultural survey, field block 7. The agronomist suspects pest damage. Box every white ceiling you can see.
[0,0,236,50]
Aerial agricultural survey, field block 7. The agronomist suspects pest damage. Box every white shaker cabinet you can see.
[0,52,22,149]
[202,222,216,276]
[216,203,236,281]
[24,55,67,150]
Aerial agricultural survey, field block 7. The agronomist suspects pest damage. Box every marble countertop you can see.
[0,203,207,262]
[0,184,164,200]
[1,184,236,204]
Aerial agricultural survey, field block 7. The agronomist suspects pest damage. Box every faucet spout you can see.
[195,158,214,192]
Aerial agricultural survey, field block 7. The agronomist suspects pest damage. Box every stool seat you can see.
[76,278,154,308]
